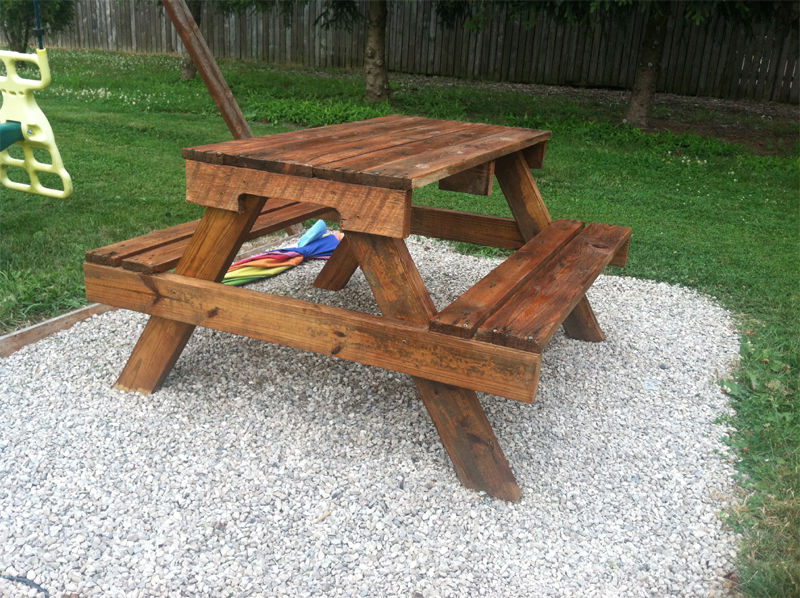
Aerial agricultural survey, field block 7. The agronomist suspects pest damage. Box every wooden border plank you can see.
[0,304,116,358]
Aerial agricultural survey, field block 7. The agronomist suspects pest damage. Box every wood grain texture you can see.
[476,223,632,353]
[113,196,267,393]
[412,380,521,502]
[184,116,550,191]
[496,149,606,343]
[310,204,535,287]
[312,236,359,291]
[312,123,502,188]
[522,141,547,170]
[185,161,411,237]
[609,237,629,268]
[438,161,494,196]
[183,115,448,176]
[561,294,605,343]
[345,233,436,323]
[342,128,551,190]
[346,232,523,501]
[120,201,333,274]
[286,120,476,168]
[410,205,524,250]
[495,150,551,236]
[431,219,584,339]
[85,198,298,267]
[84,264,540,403]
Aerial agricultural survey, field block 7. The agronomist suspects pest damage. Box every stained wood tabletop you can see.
[183,115,551,190]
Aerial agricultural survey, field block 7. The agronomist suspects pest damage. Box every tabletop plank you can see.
[184,116,550,191]
[312,123,503,188]
[200,116,441,176]
[368,128,552,189]
[288,120,477,167]
[183,114,413,164]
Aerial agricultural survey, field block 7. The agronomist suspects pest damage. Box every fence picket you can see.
[3,0,793,103]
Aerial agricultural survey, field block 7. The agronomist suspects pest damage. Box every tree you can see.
[363,0,389,101]
[434,1,792,129]
[220,0,390,102]
[619,1,793,128]
[0,0,76,54]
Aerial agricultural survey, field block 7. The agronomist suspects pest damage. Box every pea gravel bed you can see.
[1,237,741,598]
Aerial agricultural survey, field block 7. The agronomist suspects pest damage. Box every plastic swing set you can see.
[0,0,72,199]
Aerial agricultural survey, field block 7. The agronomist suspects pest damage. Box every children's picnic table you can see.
[84,115,630,501]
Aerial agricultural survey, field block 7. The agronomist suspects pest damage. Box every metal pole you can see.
[33,0,44,49]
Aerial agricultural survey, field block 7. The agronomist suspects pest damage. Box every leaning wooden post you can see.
[162,0,252,139]
[161,0,301,234]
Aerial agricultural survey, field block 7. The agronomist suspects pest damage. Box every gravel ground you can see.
[1,237,741,598]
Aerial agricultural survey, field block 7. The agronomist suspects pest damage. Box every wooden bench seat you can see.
[431,220,631,353]
[85,199,335,274]
[86,202,532,277]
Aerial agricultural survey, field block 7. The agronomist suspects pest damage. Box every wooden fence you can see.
[5,0,798,103]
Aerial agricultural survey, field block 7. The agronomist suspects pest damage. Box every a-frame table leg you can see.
[115,196,267,394]
[347,232,520,502]
[495,151,605,343]
[313,236,360,291]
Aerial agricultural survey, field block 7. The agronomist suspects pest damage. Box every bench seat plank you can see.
[85,198,298,267]
[430,219,585,338]
[476,223,632,353]
[121,202,333,274]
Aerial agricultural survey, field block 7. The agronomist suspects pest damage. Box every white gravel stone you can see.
[0,237,741,597]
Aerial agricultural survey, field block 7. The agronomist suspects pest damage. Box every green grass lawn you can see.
[1,49,798,597]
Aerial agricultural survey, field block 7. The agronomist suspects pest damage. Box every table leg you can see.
[495,151,605,343]
[312,236,360,291]
[347,232,520,502]
[115,196,267,393]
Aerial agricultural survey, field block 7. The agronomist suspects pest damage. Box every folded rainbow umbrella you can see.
[223,229,342,287]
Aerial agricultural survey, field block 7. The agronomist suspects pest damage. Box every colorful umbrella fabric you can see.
[223,231,342,287]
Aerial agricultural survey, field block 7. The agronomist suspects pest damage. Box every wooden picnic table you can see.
[84,115,630,501]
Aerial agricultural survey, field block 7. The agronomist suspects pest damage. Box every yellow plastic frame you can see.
[0,48,72,199]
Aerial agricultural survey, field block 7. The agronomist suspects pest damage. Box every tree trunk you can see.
[624,6,670,129]
[364,0,389,102]
[179,0,203,80]
[2,21,30,54]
